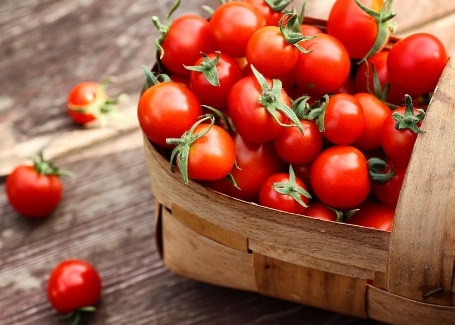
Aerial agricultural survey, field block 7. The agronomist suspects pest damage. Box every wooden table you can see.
[1,1,455,324]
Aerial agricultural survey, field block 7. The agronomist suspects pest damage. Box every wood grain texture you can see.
[2,0,455,324]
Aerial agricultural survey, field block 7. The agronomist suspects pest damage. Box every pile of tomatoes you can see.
[137,0,449,232]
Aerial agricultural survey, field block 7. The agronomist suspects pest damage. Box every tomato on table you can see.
[67,80,126,125]
[5,152,73,218]
[47,259,102,324]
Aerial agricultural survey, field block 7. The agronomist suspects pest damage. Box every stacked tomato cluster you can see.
[137,0,449,231]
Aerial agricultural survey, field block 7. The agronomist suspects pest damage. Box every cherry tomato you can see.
[371,160,406,208]
[346,201,395,231]
[352,92,391,151]
[159,14,216,76]
[206,132,286,203]
[327,0,393,60]
[246,16,301,79]
[380,102,424,168]
[228,74,292,144]
[293,33,351,97]
[258,167,311,214]
[300,23,323,36]
[320,93,366,145]
[245,0,285,26]
[5,153,72,218]
[310,145,370,209]
[304,201,340,222]
[67,81,125,125]
[47,259,102,315]
[273,119,323,165]
[387,33,448,96]
[209,2,266,58]
[168,118,236,183]
[138,81,202,148]
[355,50,407,105]
[186,52,243,110]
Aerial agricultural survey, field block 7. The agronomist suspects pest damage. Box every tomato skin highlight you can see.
[310,145,371,209]
[47,259,102,314]
[5,165,63,218]
[137,82,202,148]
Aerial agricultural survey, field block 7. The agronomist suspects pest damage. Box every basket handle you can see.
[386,57,455,305]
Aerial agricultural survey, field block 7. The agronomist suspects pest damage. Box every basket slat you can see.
[386,57,455,305]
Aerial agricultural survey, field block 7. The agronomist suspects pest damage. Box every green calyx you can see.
[392,94,425,133]
[184,51,221,87]
[152,0,181,61]
[32,152,74,178]
[166,115,215,185]
[368,157,395,184]
[60,306,96,325]
[142,65,171,90]
[355,0,397,62]
[273,165,312,209]
[279,12,315,54]
[264,0,293,12]
[300,94,329,132]
[251,65,305,135]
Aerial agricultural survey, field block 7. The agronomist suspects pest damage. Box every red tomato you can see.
[186,52,243,110]
[138,81,202,148]
[355,50,407,105]
[293,33,351,97]
[300,23,323,36]
[310,145,370,209]
[352,92,391,151]
[327,0,394,60]
[320,93,366,145]
[245,0,285,26]
[258,167,311,214]
[246,25,299,79]
[206,132,286,203]
[209,2,266,58]
[346,201,395,231]
[304,201,340,221]
[228,74,293,143]
[168,120,237,183]
[273,119,323,165]
[371,160,406,208]
[5,153,72,218]
[387,33,448,96]
[381,101,424,168]
[47,259,102,315]
[67,81,124,125]
[159,14,216,76]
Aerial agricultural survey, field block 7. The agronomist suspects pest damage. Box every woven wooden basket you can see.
[142,18,455,324]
